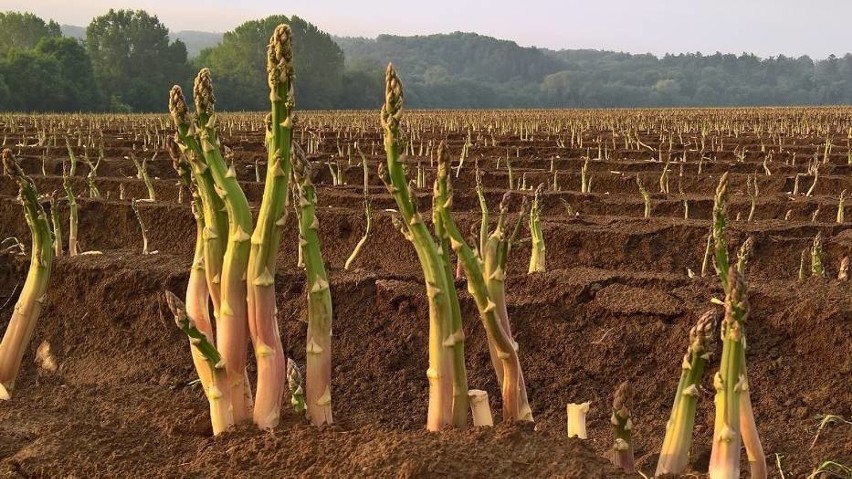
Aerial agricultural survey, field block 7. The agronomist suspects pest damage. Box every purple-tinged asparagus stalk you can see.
[436,144,532,423]
[193,68,254,423]
[167,139,215,392]
[246,23,294,430]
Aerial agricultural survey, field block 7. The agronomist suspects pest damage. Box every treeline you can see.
[0,11,354,112]
[339,33,852,108]
[2,10,852,112]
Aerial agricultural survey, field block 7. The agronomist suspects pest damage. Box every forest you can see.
[1,10,851,112]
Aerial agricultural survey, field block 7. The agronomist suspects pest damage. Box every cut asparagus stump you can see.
[164,291,233,435]
[468,390,493,427]
[566,402,590,439]
[0,149,55,392]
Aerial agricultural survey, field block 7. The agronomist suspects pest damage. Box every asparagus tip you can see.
[267,24,293,73]
[193,68,215,116]
[163,290,187,328]
[291,142,309,182]
[381,63,404,132]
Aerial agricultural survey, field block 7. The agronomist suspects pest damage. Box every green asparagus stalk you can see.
[747,175,758,222]
[168,140,215,393]
[736,236,755,274]
[380,63,454,430]
[528,184,545,273]
[129,153,157,201]
[475,170,489,256]
[193,68,254,423]
[62,169,78,257]
[130,199,150,255]
[292,144,334,426]
[655,310,719,475]
[287,358,306,414]
[345,149,373,270]
[637,176,651,219]
[436,148,532,423]
[432,141,469,428]
[709,267,748,479]
[0,149,54,390]
[48,193,62,257]
[64,136,77,177]
[609,381,635,473]
[811,232,825,278]
[168,89,227,322]
[164,291,233,435]
[245,24,294,429]
[711,173,768,479]
[482,190,531,417]
[712,172,730,285]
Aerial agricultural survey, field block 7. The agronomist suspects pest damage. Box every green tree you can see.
[35,37,102,110]
[86,9,190,112]
[0,12,60,55]
[0,49,65,111]
[196,15,344,110]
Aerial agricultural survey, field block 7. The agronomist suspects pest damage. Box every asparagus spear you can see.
[710,172,766,478]
[380,63,455,430]
[811,232,825,278]
[245,23,294,429]
[432,141,470,428]
[436,143,532,423]
[167,139,215,393]
[655,310,719,475]
[48,193,62,257]
[292,144,334,426]
[528,184,545,273]
[0,149,54,391]
[193,68,254,423]
[168,88,227,321]
[62,168,78,257]
[164,291,233,435]
[609,381,635,473]
[709,267,749,479]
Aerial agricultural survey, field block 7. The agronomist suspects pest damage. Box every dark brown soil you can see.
[1,108,851,478]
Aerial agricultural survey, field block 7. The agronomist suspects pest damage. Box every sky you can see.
[4,0,850,58]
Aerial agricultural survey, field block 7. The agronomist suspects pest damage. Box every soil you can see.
[1,108,851,478]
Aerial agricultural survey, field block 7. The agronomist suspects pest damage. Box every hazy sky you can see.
[5,0,850,58]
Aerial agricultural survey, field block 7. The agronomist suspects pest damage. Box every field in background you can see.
[0,107,850,477]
